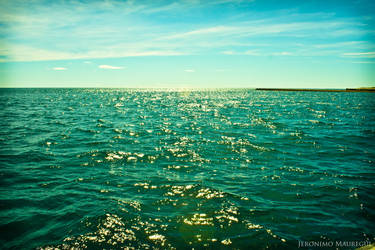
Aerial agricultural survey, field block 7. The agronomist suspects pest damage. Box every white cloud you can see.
[53,67,67,70]
[4,43,186,62]
[313,41,365,49]
[222,50,235,55]
[351,61,375,64]
[342,52,375,58]
[184,69,195,72]
[222,50,296,56]
[222,50,260,55]
[244,50,261,56]
[272,52,293,56]
[163,26,234,40]
[7,45,78,62]
[99,65,124,69]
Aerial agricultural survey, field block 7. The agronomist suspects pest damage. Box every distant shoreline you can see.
[0,87,374,92]
[256,88,375,93]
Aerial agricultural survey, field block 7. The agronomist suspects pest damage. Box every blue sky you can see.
[0,0,374,88]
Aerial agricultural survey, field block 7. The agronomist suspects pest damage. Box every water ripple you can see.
[0,89,374,249]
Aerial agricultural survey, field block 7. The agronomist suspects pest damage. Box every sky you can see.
[0,0,374,88]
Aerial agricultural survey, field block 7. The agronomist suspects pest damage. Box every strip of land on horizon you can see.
[256,87,375,92]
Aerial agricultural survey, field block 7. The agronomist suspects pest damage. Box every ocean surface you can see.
[0,88,374,249]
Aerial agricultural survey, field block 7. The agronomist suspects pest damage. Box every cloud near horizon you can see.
[52,67,67,70]
[98,65,124,69]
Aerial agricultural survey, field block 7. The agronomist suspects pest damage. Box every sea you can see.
[0,88,374,249]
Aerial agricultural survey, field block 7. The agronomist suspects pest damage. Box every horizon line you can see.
[1,86,374,90]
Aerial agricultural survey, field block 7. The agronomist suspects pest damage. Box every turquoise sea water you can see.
[0,88,374,249]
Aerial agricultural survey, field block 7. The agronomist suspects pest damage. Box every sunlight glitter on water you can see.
[0,88,374,249]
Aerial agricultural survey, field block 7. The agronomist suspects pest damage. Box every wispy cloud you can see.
[222,50,235,55]
[222,50,292,56]
[272,52,293,56]
[221,50,260,55]
[138,0,256,14]
[0,0,373,63]
[52,67,67,70]
[342,52,375,58]
[1,0,375,88]
[313,41,366,49]
[163,26,234,40]
[161,20,358,42]
[244,50,261,56]
[4,43,185,62]
[351,61,375,63]
[98,65,124,69]
[142,2,181,14]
